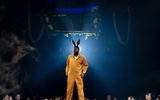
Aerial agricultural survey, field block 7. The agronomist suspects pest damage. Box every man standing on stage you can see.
[65,40,88,100]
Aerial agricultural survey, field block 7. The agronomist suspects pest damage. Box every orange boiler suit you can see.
[65,54,88,100]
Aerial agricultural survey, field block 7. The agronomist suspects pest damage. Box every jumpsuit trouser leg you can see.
[66,75,84,100]
[66,75,75,100]
[75,76,84,100]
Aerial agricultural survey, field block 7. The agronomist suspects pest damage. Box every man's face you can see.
[16,94,21,100]
[74,47,79,56]
[145,93,151,100]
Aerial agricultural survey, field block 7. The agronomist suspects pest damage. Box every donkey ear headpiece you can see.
[72,39,80,47]
[77,39,80,46]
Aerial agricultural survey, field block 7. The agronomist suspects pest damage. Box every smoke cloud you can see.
[0,32,38,95]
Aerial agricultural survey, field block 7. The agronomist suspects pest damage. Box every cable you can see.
[28,5,45,43]
[113,6,131,45]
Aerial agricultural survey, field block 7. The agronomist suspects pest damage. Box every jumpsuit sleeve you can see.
[65,56,70,75]
[82,56,88,74]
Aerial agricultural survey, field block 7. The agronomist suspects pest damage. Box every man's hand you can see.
[66,72,68,77]
[80,72,85,78]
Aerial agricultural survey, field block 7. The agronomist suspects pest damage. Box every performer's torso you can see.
[68,54,84,76]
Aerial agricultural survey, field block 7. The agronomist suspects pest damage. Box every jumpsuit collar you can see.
[72,54,80,60]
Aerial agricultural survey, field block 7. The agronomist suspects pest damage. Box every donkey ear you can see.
[77,39,80,46]
[72,40,76,46]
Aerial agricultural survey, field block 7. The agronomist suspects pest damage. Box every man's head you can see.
[15,94,21,100]
[72,40,80,56]
[74,46,79,56]
[145,92,151,100]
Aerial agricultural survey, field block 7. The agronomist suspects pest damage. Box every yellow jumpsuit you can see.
[65,54,88,100]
